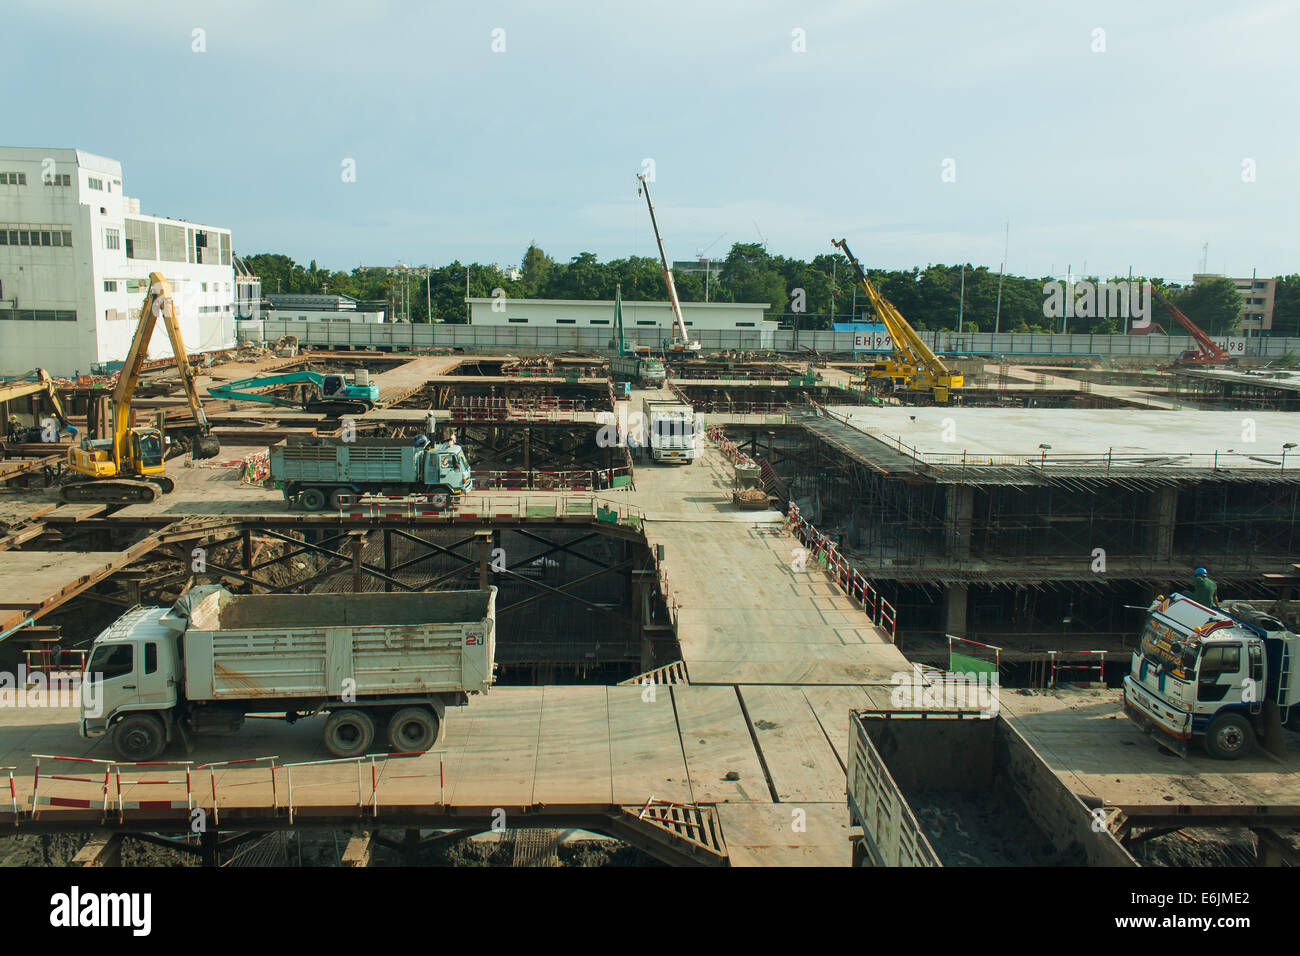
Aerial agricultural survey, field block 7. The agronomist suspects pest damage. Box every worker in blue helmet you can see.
[1190,567,1218,607]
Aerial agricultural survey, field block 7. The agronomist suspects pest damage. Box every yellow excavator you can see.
[62,272,220,503]
[1,368,76,450]
[834,238,963,404]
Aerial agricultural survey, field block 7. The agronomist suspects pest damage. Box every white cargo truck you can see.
[641,398,697,463]
[80,585,496,761]
[1123,593,1300,759]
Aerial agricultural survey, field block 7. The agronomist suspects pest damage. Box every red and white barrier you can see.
[30,754,114,817]
[786,502,897,641]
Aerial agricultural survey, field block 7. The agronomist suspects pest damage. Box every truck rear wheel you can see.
[323,709,375,758]
[1205,712,1254,760]
[386,706,439,752]
[299,487,327,512]
[112,714,167,762]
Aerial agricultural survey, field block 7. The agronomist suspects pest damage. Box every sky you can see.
[7,0,1298,282]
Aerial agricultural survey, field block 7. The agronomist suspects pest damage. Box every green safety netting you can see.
[949,651,998,675]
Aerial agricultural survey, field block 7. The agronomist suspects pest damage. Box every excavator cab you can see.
[129,428,166,472]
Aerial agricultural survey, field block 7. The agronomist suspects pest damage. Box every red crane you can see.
[1153,292,1231,366]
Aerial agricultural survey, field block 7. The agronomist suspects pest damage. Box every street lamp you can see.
[1283,442,1297,472]
[1039,442,1051,468]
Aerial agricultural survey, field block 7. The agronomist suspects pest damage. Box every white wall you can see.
[466,297,773,332]
[264,308,386,324]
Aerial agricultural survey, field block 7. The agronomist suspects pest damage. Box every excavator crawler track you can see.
[61,479,163,504]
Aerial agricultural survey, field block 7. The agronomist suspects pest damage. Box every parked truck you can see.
[1123,593,1300,759]
[269,435,473,511]
[80,585,497,761]
[640,398,697,463]
[611,352,666,387]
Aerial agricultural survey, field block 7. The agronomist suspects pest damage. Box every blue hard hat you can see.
[1194,567,1208,576]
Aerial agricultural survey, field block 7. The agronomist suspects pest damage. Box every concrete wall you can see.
[249,319,1300,359]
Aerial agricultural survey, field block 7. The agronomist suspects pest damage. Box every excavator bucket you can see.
[193,433,221,460]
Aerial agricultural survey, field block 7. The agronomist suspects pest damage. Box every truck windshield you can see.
[86,644,133,681]
[1138,617,1194,680]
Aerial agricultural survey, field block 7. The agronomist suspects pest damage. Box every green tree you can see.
[1170,277,1244,336]
[1271,275,1300,338]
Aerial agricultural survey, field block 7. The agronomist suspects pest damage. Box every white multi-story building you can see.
[0,147,238,376]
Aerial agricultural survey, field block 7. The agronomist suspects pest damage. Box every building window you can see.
[636,320,656,326]
[590,319,610,325]
[42,173,71,186]
[556,318,576,324]
[88,177,103,190]
[508,317,528,323]
[105,227,121,250]
[125,218,156,259]
[735,322,755,327]
[0,172,27,186]
[104,280,117,292]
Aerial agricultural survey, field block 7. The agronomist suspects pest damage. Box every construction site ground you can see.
[2,352,1300,865]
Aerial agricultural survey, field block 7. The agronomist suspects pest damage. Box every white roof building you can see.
[466,296,773,333]
[0,147,238,376]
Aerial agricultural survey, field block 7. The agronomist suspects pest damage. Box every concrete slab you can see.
[826,406,1300,469]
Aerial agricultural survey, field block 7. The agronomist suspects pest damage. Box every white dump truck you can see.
[641,397,697,463]
[1123,593,1300,759]
[80,585,496,761]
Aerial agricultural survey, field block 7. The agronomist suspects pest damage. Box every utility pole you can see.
[994,220,1008,334]
[958,264,965,334]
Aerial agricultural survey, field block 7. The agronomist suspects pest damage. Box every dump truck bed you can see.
[848,709,1135,866]
[179,588,496,702]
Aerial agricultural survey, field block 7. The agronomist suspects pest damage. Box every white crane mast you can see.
[636,173,699,351]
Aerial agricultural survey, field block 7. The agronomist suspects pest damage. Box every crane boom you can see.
[833,238,962,403]
[1152,291,1231,365]
[636,174,698,351]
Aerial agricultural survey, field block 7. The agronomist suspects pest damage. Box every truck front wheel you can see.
[323,709,375,758]
[112,714,167,762]
[1205,712,1254,760]
[386,706,439,752]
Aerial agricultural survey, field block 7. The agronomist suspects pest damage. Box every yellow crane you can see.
[63,272,220,503]
[833,239,963,404]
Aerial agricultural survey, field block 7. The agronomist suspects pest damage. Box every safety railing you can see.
[195,756,279,826]
[3,766,17,821]
[1047,649,1109,688]
[22,648,87,678]
[706,424,754,467]
[112,760,196,820]
[948,635,1002,674]
[785,501,897,642]
[471,465,632,491]
[280,751,444,824]
[29,755,115,818]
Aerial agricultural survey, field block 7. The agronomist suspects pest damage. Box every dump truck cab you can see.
[80,605,182,743]
[1123,593,1300,759]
